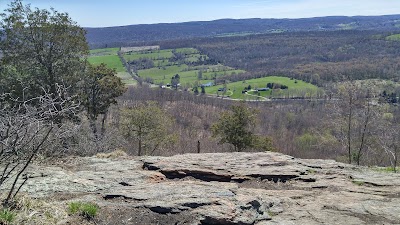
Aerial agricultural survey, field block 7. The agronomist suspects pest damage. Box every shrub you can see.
[0,209,16,225]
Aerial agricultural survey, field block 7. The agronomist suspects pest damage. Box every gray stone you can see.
[3,152,400,224]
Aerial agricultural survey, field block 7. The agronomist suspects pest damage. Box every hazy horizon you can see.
[1,0,400,28]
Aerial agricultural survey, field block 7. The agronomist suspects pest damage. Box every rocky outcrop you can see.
[6,152,400,224]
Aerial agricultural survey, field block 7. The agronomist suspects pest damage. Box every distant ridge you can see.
[86,15,400,48]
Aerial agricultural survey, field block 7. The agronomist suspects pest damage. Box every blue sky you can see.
[1,0,400,27]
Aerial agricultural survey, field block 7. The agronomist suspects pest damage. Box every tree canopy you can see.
[120,102,176,156]
[79,63,126,134]
[0,0,89,99]
[212,103,258,152]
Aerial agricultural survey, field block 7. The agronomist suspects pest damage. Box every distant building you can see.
[120,45,160,54]
[201,82,214,87]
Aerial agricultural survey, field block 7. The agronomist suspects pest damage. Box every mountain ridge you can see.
[85,14,400,47]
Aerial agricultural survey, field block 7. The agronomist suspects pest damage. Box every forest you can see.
[155,31,400,86]
[86,15,400,47]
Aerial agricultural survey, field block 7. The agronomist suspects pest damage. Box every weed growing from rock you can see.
[68,202,99,220]
[0,209,16,225]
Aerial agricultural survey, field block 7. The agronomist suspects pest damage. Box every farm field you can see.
[88,48,136,85]
[89,47,119,56]
[88,47,318,98]
[386,34,400,41]
[124,49,174,61]
[88,55,125,72]
[126,48,245,87]
[206,76,320,100]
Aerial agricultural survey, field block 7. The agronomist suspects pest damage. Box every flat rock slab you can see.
[3,152,400,224]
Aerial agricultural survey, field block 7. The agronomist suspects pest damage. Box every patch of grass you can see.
[0,194,70,224]
[116,72,137,86]
[352,180,365,186]
[0,209,16,225]
[373,166,399,173]
[80,203,99,219]
[124,49,174,61]
[386,34,400,41]
[138,65,189,82]
[175,48,199,54]
[89,47,119,56]
[96,149,127,159]
[206,76,319,100]
[307,169,316,174]
[267,210,278,217]
[68,202,82,214]
[68,202,99,220]
[337,22,357,30]
[88,55,125,72]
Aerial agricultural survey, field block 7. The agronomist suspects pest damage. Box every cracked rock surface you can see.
[5,152,400,224]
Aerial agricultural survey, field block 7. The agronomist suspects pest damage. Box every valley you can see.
[89,47,320,100]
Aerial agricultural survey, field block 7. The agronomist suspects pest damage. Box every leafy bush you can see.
[0,209,16,225]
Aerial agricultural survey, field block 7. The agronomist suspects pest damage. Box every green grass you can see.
[80,203,99,219]
[68,202,81,214]
[175,48,199,54]
[89,47,120,56]
[0,209,16,225]
[352,180,365,186]
[184,54,208,63]
[121,48,248,87]
[205,76,319,100]
[68,202,99,220]
[138,65,188,82]
[88,55,125,72]
[337,22,357,30]
[124,49,174,61]
[117,72,137,86]
[372,166,399,173]
[386,34,400,41]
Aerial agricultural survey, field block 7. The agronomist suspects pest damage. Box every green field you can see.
[205,76,319,100]
[124,50,174,61]
[117,72,137,86]
[88,55,125,72]
[337,22,357,30]
[89,47,119,56]
[128,48,245,86]
[138,64,245,86]
[386,34,400,41]
[87,47,317,98]
[175,48,199,54]
[88,48,137,86]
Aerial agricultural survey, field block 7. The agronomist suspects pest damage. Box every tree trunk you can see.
[197,140,200,153]
[90,118,97,137]
[101,111,108,136]
[356,97,371,166]
[347,95,353,164]
[138,138,142,156]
